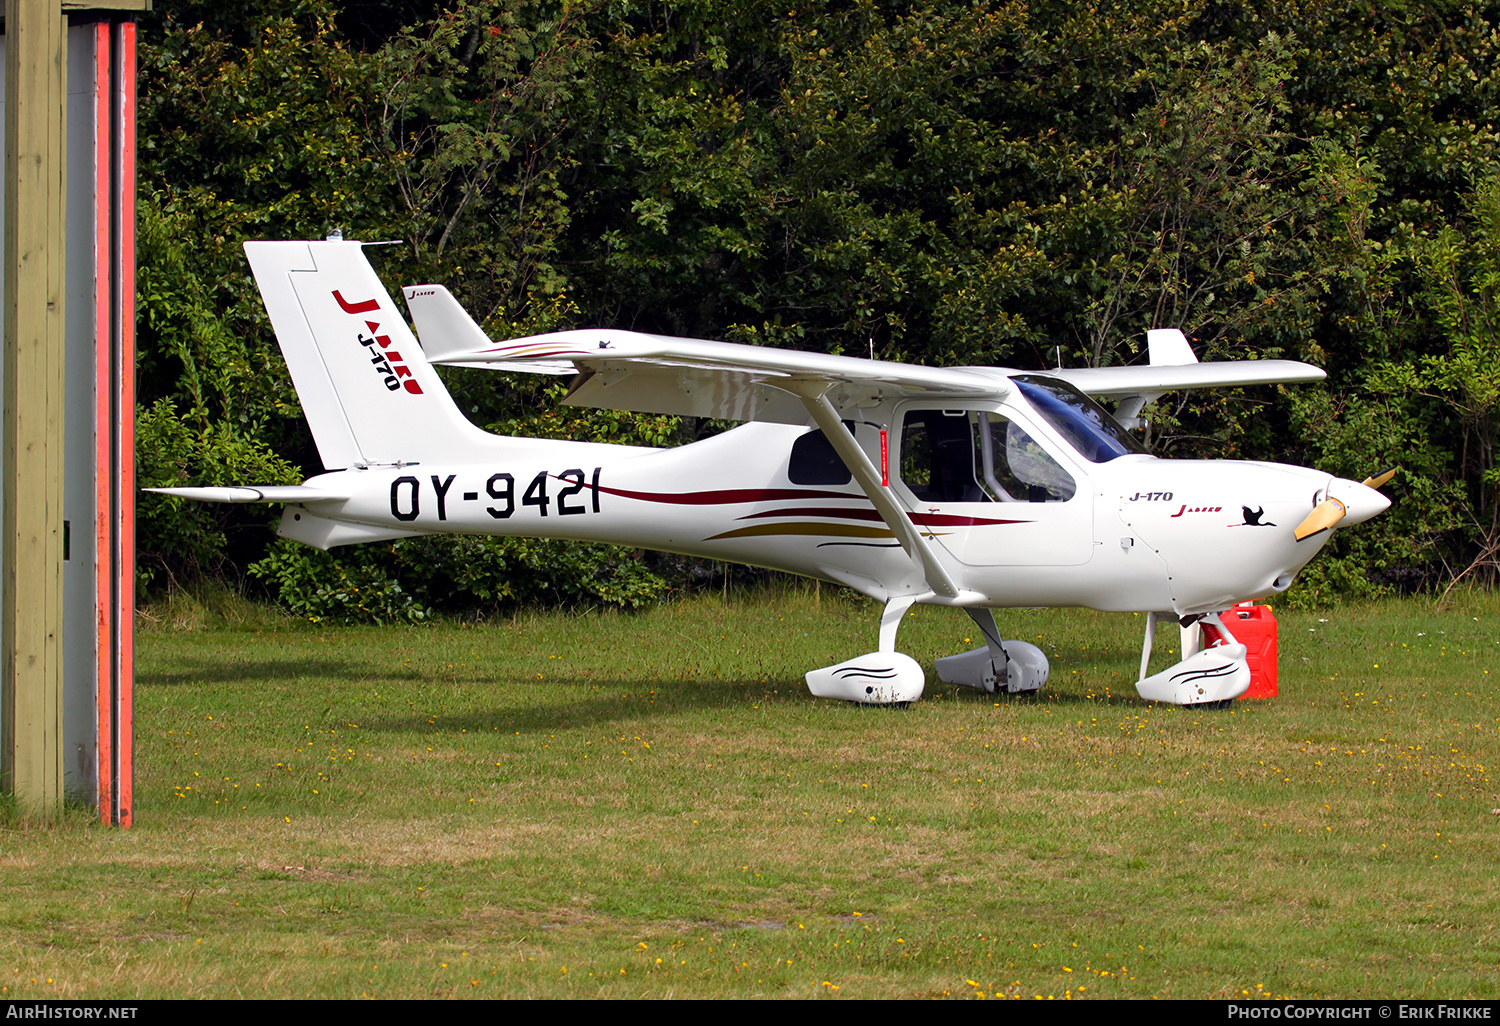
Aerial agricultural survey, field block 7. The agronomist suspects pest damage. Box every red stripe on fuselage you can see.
[594,484,1033,527]
[909,511,1032,528]
[736,506,1030,527]
[738,506,886,522]
[594,485,859,505]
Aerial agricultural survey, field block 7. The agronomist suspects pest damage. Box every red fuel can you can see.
[1227,603,1278,698]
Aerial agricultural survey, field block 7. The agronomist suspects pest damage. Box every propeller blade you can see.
[1294,497,1348,541]
[1361,466,1397,489]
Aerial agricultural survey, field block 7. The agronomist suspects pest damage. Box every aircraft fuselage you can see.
[280,415,1374,619]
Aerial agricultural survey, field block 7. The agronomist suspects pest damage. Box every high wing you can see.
[403,293,1326,600]
[1049,360,1327,396]
[406,290,1324,424]
[405,285,1002,425]
[1050,358,1327,431]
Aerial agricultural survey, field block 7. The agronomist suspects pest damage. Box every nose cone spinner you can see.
[1294,469,1395,541]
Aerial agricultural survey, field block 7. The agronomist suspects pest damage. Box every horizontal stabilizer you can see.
[147,484,354,504]
[1146,328,1198,366]
[403,284,573,375]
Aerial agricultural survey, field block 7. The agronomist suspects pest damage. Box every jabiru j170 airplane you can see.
[153,238,1395,708]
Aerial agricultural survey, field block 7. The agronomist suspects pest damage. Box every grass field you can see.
[2,588,1498,999]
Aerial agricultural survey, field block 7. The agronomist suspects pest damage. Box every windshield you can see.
[1012,375,1147,463]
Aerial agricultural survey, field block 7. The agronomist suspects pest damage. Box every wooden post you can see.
[2,0,67,815]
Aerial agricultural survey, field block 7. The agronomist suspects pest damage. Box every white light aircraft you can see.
[154,238,1395,707]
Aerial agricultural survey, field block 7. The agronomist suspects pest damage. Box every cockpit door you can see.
[892,403,1094,567]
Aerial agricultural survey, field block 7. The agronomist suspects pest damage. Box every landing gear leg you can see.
[878,594,918,654]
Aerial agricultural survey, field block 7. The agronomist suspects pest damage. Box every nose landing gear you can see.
[1134,611,1251,706]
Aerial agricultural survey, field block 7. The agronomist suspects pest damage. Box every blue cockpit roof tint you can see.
[1012,375,1148,463]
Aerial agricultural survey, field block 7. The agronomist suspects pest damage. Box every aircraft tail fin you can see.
[243,240,498,470]
[403,283,574,375]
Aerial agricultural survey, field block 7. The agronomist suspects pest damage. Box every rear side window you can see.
[788,427,853,485]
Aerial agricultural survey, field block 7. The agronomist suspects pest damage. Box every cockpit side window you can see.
[898,409,1076,503]
[900,410,988,503]
[981,413,1076,502]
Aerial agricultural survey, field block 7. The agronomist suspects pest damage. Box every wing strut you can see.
[793,385,961,599]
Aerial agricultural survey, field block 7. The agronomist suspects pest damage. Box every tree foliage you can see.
[135,0,1500,613]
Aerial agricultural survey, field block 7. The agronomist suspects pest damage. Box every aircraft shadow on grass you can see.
[136,658,426,688]
[329,667,1175,740]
